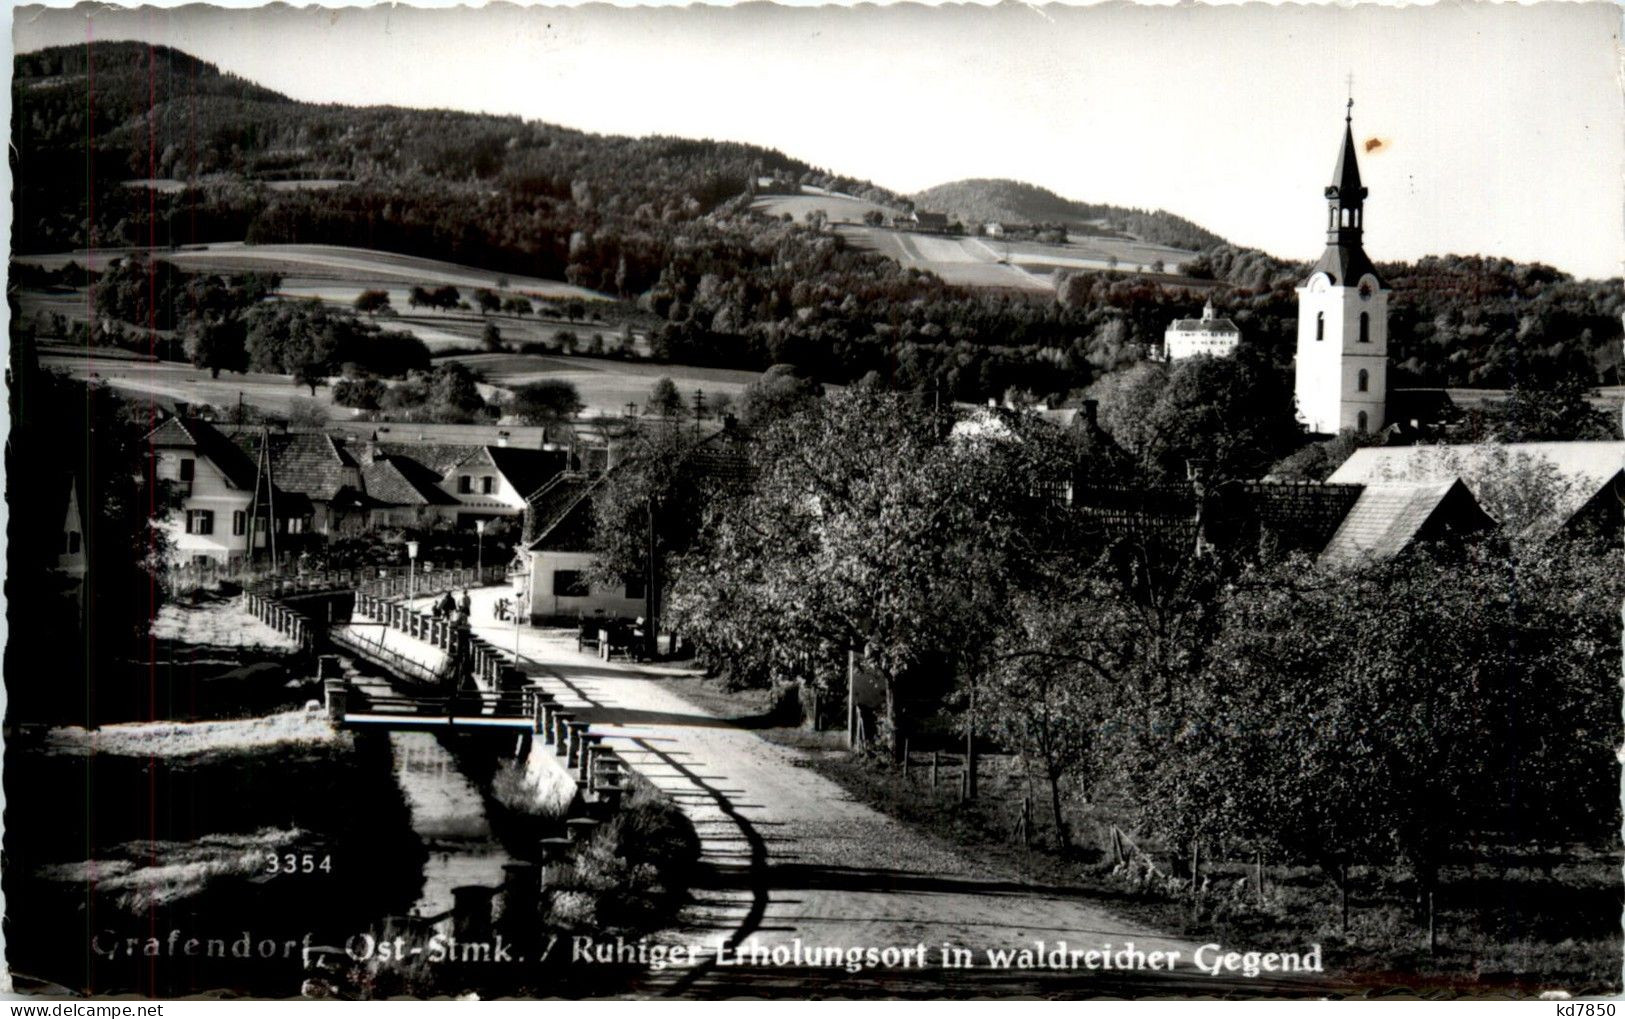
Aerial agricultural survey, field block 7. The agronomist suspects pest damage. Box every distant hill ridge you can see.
[912,178,1227,252]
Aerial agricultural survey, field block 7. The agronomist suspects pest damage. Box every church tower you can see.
[1294,101,1388,435]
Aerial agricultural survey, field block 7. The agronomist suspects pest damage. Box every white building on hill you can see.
[1160,300,1240,361]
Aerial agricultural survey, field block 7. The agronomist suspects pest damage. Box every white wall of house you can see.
[440,464,526,521]
[526,549,645,622]
[153,449,263,564]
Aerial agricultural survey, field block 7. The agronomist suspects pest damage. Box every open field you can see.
[751,188,894,225]
[446,351,763,416]
[120,177,353,193]
[38,344,765,422]
[14,242,606,301]
[839,225,1196,294]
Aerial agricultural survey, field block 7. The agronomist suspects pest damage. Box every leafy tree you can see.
[354,288,391,315]
[646,377,686,418]
[407,285,430,310]
[428,361,487,420]
[1269,429,1385,481]
[736,363,824,430]
[508,380,583,425]
[333,376,387,410]
[1092,348,1303,482]
[668,388,1069,756]
[293,360,327,397]
[474,288,502,315]
[182,314,246,379]
[482,321,504,352]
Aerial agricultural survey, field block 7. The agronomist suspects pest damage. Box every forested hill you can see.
[11,42,898,253]
[911,178,1228,251]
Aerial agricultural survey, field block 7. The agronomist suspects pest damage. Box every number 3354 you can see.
[265,852,332,875]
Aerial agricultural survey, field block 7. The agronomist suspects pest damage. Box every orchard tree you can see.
[508,380,584,425]
[646,376,686,417]
[354,289,391,315]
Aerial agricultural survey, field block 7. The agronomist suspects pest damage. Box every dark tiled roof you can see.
[374,442,478,477]
[362,456,460,507]
[524,472,603,552]
[146,416,261,491]
[1168,318,1239,333]
[232,431,358,502]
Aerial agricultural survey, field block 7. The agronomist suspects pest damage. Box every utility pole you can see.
[644,493,659,660]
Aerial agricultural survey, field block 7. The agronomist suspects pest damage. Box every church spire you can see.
[1310,98,1381,288]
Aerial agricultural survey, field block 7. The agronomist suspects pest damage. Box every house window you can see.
[1358,312,1370,343]
[481,476,495,495]
[185,509,214,535]
[458,475,473,494]
[553,570,590,597]
[1315,312,1324,342]
[625,576,646,600]
[1356,411,1369,434]
[64,531,81,555]
[1357,369,1370,393]
[232,510,247,536]
[178,458,195,482]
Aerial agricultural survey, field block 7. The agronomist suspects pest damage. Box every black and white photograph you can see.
[3,0,1622,1003]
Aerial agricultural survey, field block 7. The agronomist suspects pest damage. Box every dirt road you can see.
[459,590,1324,998]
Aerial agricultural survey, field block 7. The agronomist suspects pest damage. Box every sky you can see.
[9,1,1625,279]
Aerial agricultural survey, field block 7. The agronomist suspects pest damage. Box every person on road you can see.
[438,591,456,618]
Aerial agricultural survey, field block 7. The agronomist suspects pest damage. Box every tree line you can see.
[588,380,1620,935]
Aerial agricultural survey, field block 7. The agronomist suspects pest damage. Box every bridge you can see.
[242,569,631,801]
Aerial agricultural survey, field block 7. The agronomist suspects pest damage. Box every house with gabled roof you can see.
[1326,441,1624,544]
[145,415,306,565]
[520,471,647,623]
[230,430,369,536]
[438,446,570,526]
[360,451,462,528]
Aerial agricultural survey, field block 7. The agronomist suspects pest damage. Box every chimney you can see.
[1082,399,1099,429]
[496,430,510,448]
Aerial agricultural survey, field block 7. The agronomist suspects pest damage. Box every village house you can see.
[1326,441,1625,544]
[145,415,307,566]
[521,471,647,624]
[438,445,572,526]
[229,430,370,537]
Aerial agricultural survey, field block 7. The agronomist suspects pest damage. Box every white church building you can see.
[1294,102,1389,436]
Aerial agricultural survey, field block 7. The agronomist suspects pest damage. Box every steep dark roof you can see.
[362,455,460,507]
[1310,243,1382,289]
[475,446,570,500]
[524,472,604,552]
[232,431,358,502]
[145,416,261,491]
[1330,121,1365,202]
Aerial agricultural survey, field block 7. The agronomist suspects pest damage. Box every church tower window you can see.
[1357,410,1368,433]
[1357,369,1369,392]
[1316,312,1325,342]
[1359,312,1370,343]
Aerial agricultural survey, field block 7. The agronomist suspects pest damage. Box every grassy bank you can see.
[3,725,422,996]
